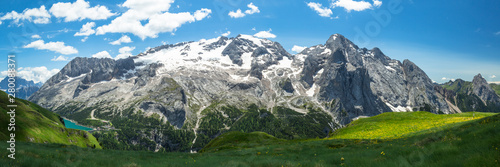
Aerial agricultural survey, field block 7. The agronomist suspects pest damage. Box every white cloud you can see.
[91,51,112,59]
[0,66,59,83]
[31,34,41,39]
[228,9,245,18]
[228,3,260,18]
[373,0,382,7]
[194,8,212,20]
[74,22,96,36]
[115,46,135,59]
[331,0,374,12]
[245,3,260,14]
[441,77,455,82]
[491,75,497,79]
[292,45,307,53]
[254,29,276,38]
[110,35,133,45]
[95,0,212,40]
[0,5,51,25]
[59,28,70,33]
[251,27,256,31]
[221,31,231,36]
[495,31,500,36]
[51,55,70,61]
[49,0,115,22]
[23,39,78,55]
[307,2,333,17]
[121,0,174,14]
[81,36,89,42]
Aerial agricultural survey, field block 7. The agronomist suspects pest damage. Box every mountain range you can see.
[28,34,500,151]
[0,77,43,100]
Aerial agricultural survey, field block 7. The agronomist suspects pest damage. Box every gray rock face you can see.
[222,36,258,65]
[203,36,228,51]
[298,34,450,124]
[473,74,500,105]
[435,75,500,113]
[31,33,457,131]
[402,60,450,112]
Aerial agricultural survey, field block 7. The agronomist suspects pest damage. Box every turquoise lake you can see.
[63,119,93,131]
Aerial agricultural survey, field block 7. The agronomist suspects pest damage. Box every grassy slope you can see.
[0,91,101,149]
[2,112,499,166]
[330,111,495,139]
[200,131,285,153]
[442,80,472,93]
[491,83,500,96]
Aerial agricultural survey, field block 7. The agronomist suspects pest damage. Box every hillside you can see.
[200,131,285,153]
[0,91,101,148]
[1,111,499,166]
[330,111,495,139]
[491,83,500,96]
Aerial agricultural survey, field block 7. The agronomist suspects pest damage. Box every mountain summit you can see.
[29,34,496,151]
[30,34,455,125]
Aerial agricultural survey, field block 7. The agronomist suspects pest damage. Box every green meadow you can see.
[330,111,496,139]
[2,111,499,166]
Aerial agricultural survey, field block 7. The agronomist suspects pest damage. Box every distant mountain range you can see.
[436,74,500,113]
[0,76,42,99]
[28,34,500,152]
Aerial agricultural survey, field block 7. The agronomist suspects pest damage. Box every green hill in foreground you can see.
[1,111,500,166]
[0,91,101,149]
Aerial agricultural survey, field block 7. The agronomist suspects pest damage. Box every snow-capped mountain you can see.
[30,34,457,126]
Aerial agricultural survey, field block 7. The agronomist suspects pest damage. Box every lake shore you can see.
[62,117,95,131]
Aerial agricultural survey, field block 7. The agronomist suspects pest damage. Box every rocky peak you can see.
[473,73,486,84]
[203,36,228,51]
[472,73,500,104]
[325,34,359,51]
[43,57,135,87]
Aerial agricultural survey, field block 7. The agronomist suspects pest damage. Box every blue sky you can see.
[0,0,499,84]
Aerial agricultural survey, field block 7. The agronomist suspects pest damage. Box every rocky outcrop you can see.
[473,74,500,105]
[435,75,500,113]
[296,34,452,124]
